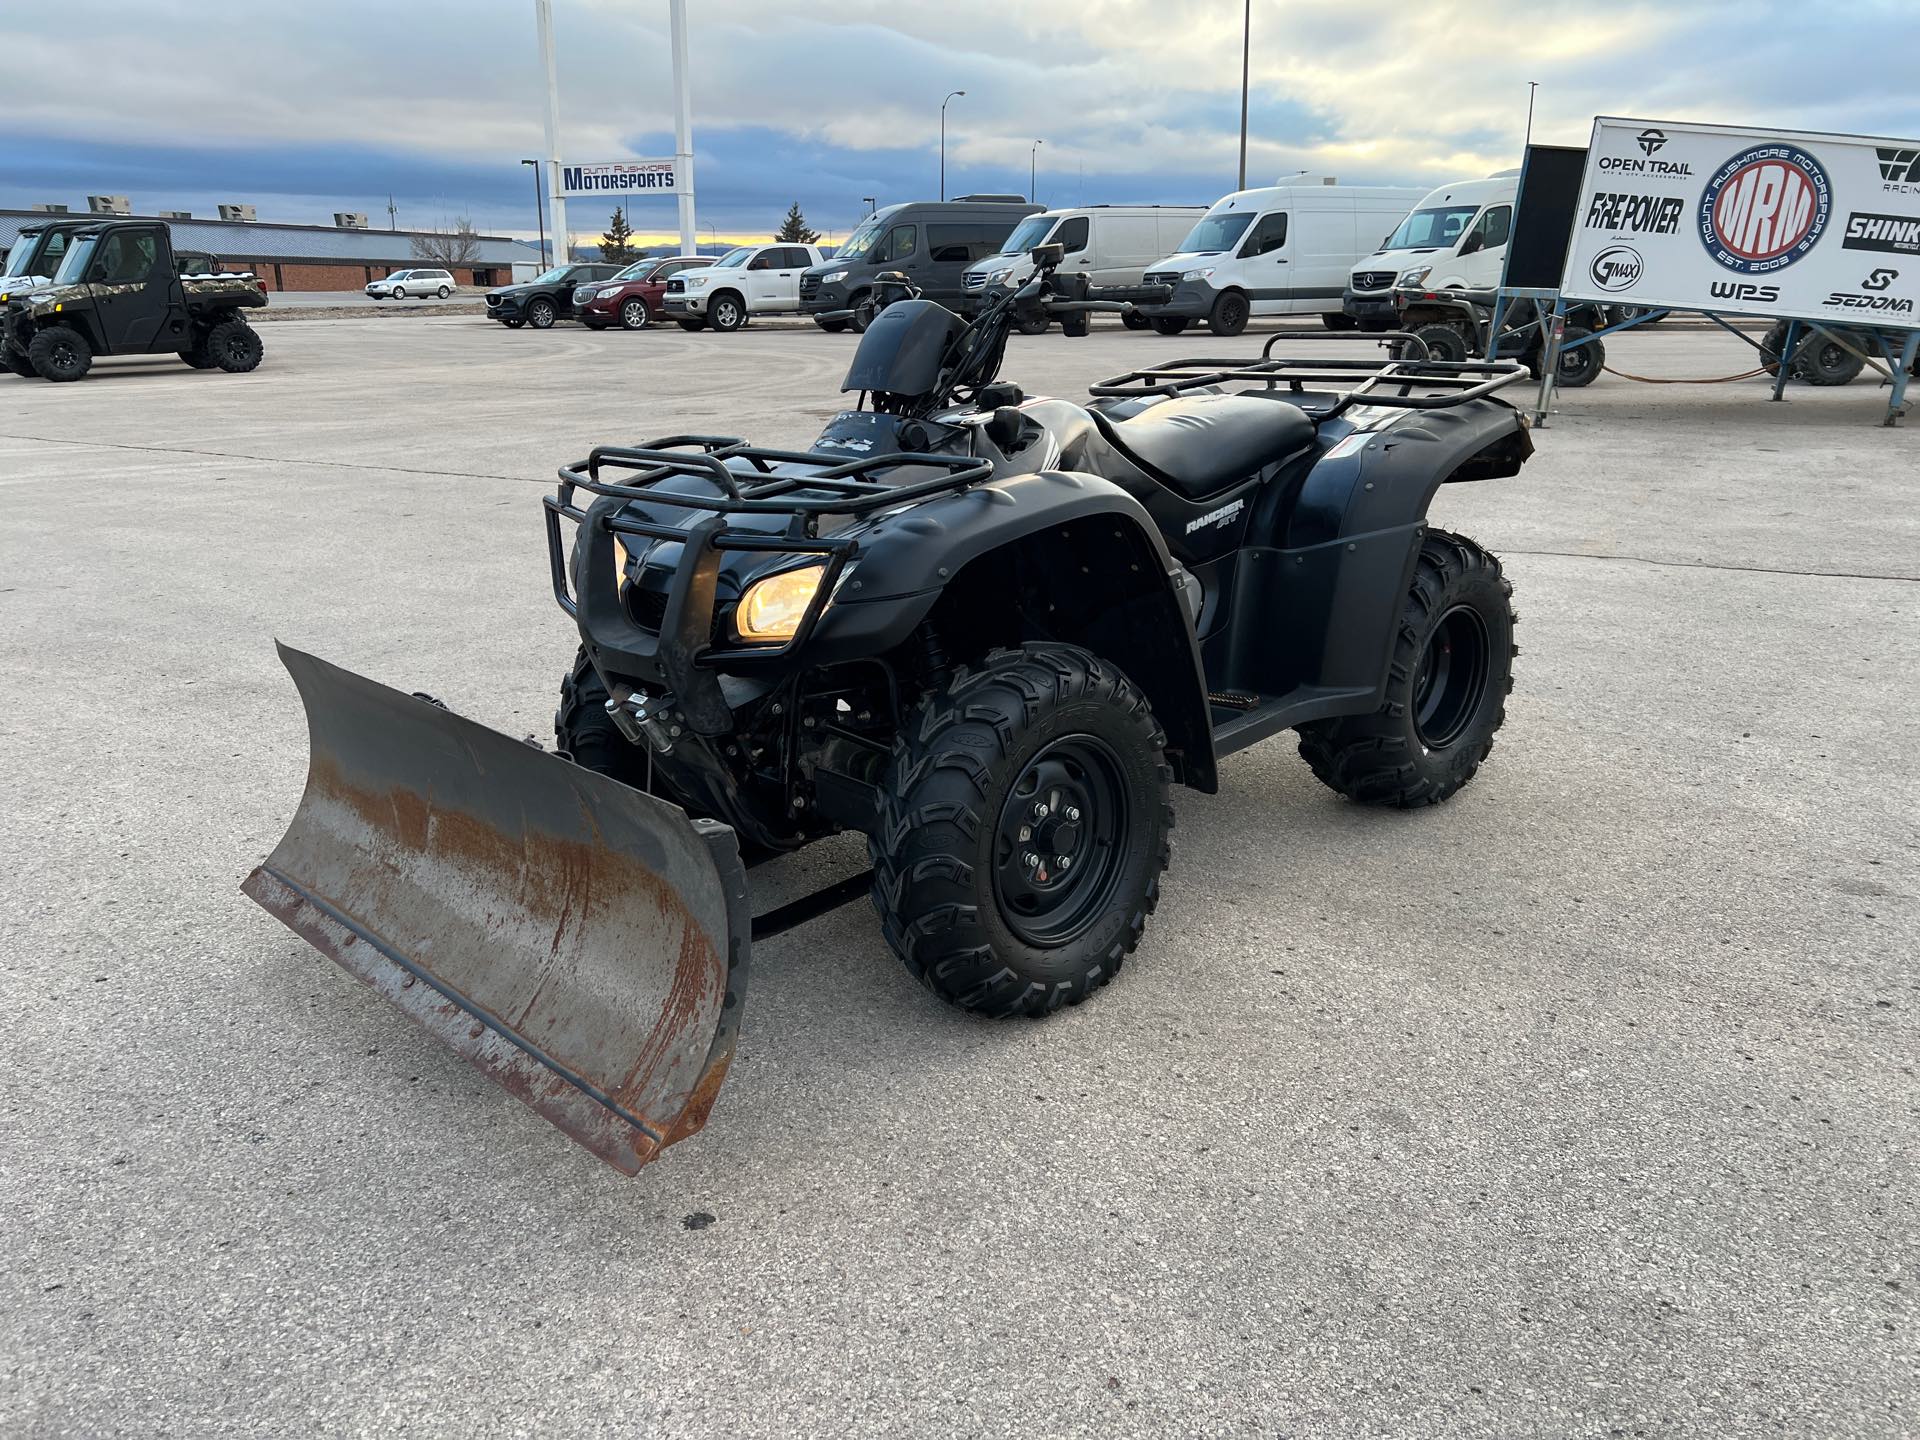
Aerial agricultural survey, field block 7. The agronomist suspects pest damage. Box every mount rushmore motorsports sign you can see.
[557,159,685,197]
[1561,117,1920,330]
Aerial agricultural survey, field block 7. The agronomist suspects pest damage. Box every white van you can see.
[1133,178,1422,337]
[959,205,1205,328]
[1342,172,1519,330]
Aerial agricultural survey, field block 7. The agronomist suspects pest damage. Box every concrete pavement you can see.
[0,315,1913,1438]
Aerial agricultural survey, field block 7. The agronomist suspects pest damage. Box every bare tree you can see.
[410,216,482,266]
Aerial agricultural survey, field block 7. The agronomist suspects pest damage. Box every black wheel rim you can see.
[1560,346,1592,379]
[1412,605,1491,750]
[223,333,249,362]
[991,735,1129,946]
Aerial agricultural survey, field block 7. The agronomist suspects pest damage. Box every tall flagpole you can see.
[535,0,568,263]
[670,0,696,256]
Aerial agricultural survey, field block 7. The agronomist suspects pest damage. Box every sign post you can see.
[670,0,696,259]
[535,0,567,264]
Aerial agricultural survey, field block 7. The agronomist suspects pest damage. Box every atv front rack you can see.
[544,436,991,723]
[1090,343,1528,421]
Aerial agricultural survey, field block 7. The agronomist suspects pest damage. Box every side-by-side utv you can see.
[1,219,266,381]
[247,247,1533,1175]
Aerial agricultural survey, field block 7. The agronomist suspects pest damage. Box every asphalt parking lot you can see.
[2,314,1914,1438]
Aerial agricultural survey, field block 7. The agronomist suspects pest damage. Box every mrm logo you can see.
[1708,281,1780,304]
[1637,128,1667,156]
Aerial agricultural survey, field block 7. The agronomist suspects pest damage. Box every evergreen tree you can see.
[599,206,638,263]
[774,202,822,244]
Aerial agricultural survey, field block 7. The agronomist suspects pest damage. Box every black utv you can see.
[1,220,266,381]
[247,249,1536,1177]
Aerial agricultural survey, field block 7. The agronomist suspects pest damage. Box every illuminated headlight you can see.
[1398,265,1432,287]
[1181,267,1215,282]
[685,274,711,288]
[821,270,848,284]
[596,286,622,299]
[612,536,630,596]
[734,564,826,642]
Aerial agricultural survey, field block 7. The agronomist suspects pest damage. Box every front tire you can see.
[1121,310,1149,331]
[28,326,92,381]
[1798,332,1865,387]
[205,315,264,373]
[1206,290,1250,337]
[619,298,650,330]
[1555,327,1602,388]
[708,292,747,332]
[1150,316,1190,337]
[393,287,408,299]
[527,297,557,329]
[870,645,1172,1018]
[1296,531,1514,808]
[1015,311,1050,336]
[1322,312,1359,331]
[1398,321,1472,363]
[4,347,39,377]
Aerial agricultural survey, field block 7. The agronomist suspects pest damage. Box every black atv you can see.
[1392,284,1608,389]
[247,245,1535,1176]
[1,220,266,382]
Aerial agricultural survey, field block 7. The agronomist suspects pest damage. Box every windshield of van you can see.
[999,215,1056,254]
[1174,211,1255,255]
[1381,205,1480,251]
[833,220,886,263]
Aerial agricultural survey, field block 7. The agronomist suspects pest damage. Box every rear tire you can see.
[1206,290,1250,337]
[3,347,37,378]
[178,341,216,369]
[437,285,451,299]
[847,292,874,334]
[677,318,706,332]
[28,326,91,382]
[815,316,850,333]
[869,644,1172,1018]
[206,315,264,373]
[1150,316,1190,336]
[1554,327,1602,388]
[1798,332,1866,387]
[1121,310,1149,331]
[1296,531,1514,808]
[503,318,526,329]
[1322,312,1359,331]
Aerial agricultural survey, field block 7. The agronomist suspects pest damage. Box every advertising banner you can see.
[1560,117,1920,329]
[557,159,684,197]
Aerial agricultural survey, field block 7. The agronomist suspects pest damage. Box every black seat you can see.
[1092,393,1315,499]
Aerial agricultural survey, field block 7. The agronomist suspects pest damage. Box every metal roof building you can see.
[0,209,544,291]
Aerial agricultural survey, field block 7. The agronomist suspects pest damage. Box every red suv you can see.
[575,255,711,331]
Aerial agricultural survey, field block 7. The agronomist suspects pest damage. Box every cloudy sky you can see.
[4,0,1917,247]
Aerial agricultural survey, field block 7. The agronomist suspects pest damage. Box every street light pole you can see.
[1237,0,1251,191]
[520,159,546,268]
[1524,80,1539,148]
[940,90,966,202]
[1030,140,1043,203]
[862,196,877,216]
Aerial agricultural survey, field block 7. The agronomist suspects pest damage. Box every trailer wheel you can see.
[1398,322,1471,364]
[1296,530,1514,808]
[1206,290,1250,337]
[206,316,263,373]
[28,326,92,382]
[870,644,1173,1018]
[1555,327,1602,388]
[1150,317,1189,336]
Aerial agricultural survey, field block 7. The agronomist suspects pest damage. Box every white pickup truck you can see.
[662,243,827,332]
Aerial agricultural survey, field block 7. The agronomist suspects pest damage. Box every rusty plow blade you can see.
[242,643,751,1175]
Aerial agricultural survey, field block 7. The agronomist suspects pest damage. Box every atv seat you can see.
[1092,393,1315,499]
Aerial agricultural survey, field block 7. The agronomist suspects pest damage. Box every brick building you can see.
[0,209,542,292]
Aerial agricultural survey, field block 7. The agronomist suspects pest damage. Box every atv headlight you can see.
[612,536,630,596]
[1398,265,1432,287]
[1181,267,1215,282]
[821,270,848,284]
[735,564,826,642]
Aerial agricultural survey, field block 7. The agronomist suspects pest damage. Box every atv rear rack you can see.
[544,435,992,720]
[1090,345,1528,421]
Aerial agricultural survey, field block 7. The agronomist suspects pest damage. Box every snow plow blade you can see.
[242,643,751,1175]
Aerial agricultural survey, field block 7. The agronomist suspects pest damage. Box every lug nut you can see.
[1064,806,1080,822]
[1032,802,1048,819]
[1057,855,1072,870]
[1023,851,1040,868]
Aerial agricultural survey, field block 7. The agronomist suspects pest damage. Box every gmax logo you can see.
[1699,144,1832,274]
[1862,267,1899,291]
[1585,192,1685,234]
[1185,498,1245,535]
[1588,245,1644,291]
[1842,211,1920,255]
[1876,148,1920,189]
[1708,280,1780,304]
[1637,128,1667,156]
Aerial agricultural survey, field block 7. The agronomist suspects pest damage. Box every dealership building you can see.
[0,203,543,291]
